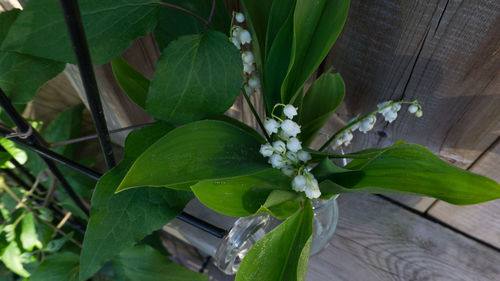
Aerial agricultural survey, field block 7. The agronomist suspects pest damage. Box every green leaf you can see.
[281,0,350,104]
[1,0,159,65]
[117,120,268,192]
[259,190,302,219]
[0,242,29,278]
[20,213,42,251]
[111,56,150,109]
[192,169,292,217]
[235,200,313,281]
[80,122,193,280]
[44,233,72,253]
[241,0,274,73]
[320,143,500,205]
[262,0,295,114]
[0,152,11,167]
[29,252,79,281]
[0,9,63,104]
[112,245,208,281]
[154,0,230,50]
[146,30,243,124]
[299,72,345,146]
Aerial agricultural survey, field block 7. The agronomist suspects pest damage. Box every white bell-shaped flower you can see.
[264,118,280,134]
[283,104,298,119]
[239,29,252,44]
[342,130,353,146]
[287,137,302,153]
[241,51,254,64]
[244,84,253,95]
[259,143,273,157]
[297,150,311,162]
[281,166,295,177]
[286,151,298,163]
[304,176,321,199]
[292,175,307,192]
[235,12,245,23]
[349,118,360,131]
[243,63,255,74]
[359,115,376,133]
[408,104,418,114]
[269,153,286,169]
[231,37,240,49]
[272,140,286,154]
[281,120,301,137]
[248,76,260,89]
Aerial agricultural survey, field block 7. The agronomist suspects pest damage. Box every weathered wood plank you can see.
[428,139,500,248]
[306,194,500,281]
[317,0,500,210]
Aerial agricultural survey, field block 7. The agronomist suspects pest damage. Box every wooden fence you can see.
[2,0,499,251]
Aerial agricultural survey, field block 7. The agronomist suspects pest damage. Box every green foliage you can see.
[1,0,159,65]
[0,242,29,277]
[146,30,243,124]
[235,200,313,281]
[0,138,27,169]
[317,143,500,204]
[111,56,150,109]
[299,72,345,146]
[281,0,350,104]
[0,9,64,104]
[154,0,230,50]
[112,245,208,281]
[19,213,42,251]
[191,169,292,217]
[80,122,193,280]
[29,252,79,281]
[117,120,268,192]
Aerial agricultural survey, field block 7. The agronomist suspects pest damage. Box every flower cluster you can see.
[259,104,321,199]
[329,100,423,149]
[230,12,260,95]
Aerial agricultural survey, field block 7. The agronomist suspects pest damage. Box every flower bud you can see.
[235,12,245,23]
[248,76,260,89]
[283,104,298,119]
[416,110,423,118]
[408,104,418,114]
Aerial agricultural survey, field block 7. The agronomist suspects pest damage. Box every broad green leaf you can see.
[117,120,268,192]
[44,233,72,253]
[236,200,313,281]
[80,122,193,280]
[299,72,345,146]
[154,0,230,50]
[0,9,64,104]
[281,0,350,104]
[112,245,208,281]
[241,0,274,73]
[146,30,243,124]
[320,143,500,205]
[111,56,149,109]
[192,169,292,217]
[259,190,302,219]
[20,213,42,251]
[30,252,79,281]
[1,0,159,65]
[262,1,295,114]
[0,242,29,278]
[208,115,266,143]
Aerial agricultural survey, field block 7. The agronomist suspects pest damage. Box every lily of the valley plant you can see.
[0,0,499,281]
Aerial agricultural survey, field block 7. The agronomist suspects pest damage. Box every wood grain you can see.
[317,0,500,210]
[428,139,500,248]
[306,194,500,281]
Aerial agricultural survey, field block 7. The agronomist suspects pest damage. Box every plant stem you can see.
[207,0,216,24]
[242,87,271,142]
[159,2,210,27]
[319,101,419,151]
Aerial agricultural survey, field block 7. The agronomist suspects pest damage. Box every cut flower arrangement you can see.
[0,0,499,280]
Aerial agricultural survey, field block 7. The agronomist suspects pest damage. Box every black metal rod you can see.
[59,0,116,169]
[0,129,101,181]
[0,90,90,216]
[178,212,227,238]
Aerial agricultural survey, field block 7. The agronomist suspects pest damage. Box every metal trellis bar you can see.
[59,0,116,169]
[0,89,90,216]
